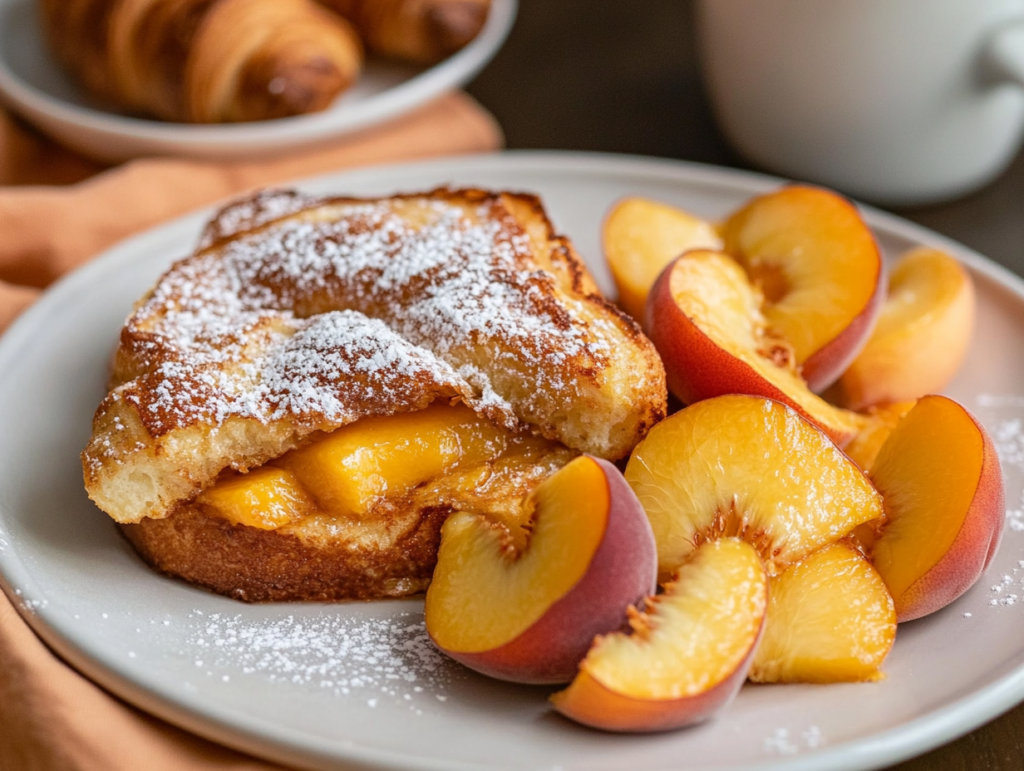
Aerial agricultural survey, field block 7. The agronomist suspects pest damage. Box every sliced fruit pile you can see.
[607,187,976,438]
[425,455,657,684]
[422,185,1004,734]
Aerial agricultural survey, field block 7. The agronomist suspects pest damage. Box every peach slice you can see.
[624,394,882,582]
[843,401,916,473]
[868,395,1004,622]
[275,402,508,519]
[827,248,976,411]
[196,466,315,530]
[645,250,869,446]
[603,197,722,322]
[750,543,896,683]
[721,185,884,391]
[425,455,657,684]
[844,401,916,554]
[550,538,767,733]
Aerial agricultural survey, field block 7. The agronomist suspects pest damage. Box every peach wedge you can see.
[827,247,976,411]
[868,395,1004,622]
[624,394,883,582]
[646,249,869,446]
[750,543,896,683]
[721,185,884,391]
[604,197,722,322]
[843,401,917,473]
[551,538,767,733]
[425,455,657,684]
[275,402,509,518]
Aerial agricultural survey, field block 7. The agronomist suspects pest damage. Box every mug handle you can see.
[986,17,1024,87]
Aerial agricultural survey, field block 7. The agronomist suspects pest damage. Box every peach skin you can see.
[645,250,870,447]
[721,185,885,391]
[827,247,975,411]
[425,455,657,684]
[869,395,1004,622]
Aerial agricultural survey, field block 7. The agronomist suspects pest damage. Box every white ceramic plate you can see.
[2,152,1024,771]
[0,0,515,163]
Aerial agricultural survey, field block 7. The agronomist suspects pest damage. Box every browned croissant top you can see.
[39,0,492,123]
[321,0,492,64]
[39,0,364,123]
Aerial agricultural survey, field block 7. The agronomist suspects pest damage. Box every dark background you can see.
[466,1,1024,769]
[465,0,1024,272]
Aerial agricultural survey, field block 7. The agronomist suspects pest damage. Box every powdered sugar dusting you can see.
[975,394,1024,473]
[111,192,613,439]
[1007,486,1024,534]
[762,726,826,755]
[973,395,1024,544]
[127,311,479,435]
[197,189,321,251]
[184,610,459,713]
[10,588,48,614]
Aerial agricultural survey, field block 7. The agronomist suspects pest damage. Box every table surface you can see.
[465,1,1024,770]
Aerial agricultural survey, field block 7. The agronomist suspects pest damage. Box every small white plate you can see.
[2,152,1024,771]
[0,0,515,163]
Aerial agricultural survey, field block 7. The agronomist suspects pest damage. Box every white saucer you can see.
[0,0,515,162]
[2,152,1024,771]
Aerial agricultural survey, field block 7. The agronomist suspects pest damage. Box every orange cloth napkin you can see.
[0,92,502,333]
[0,92,502,771]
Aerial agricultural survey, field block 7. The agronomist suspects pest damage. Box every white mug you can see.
[696,0,1024,205]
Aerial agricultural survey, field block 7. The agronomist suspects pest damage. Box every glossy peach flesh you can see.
[425,455,658,684]
[829,248,975,410]
[624,394,882,581]
[721,185,883,389]
[550,538,766,732]
[843,401,916,473]
[197,402,531,529]
[869,395,1004,620]
[648,250,869,446]
[604,197,722,321]
[751,543,896,683]
[196,466,315,529]
[426,455,609,652]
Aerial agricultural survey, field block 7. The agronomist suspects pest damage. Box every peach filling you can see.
[196,402,534,530]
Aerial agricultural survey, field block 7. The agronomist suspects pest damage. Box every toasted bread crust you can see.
[122,440,577,601]
[82,187,665,601]
[121,503,448,602]
[84,188,666,526]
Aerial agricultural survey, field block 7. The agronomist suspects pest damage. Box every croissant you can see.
[39,0,364,123]
[319,0,491,64]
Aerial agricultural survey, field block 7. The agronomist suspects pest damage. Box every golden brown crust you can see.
[320,0,490,64]
[83,188,666,526]
[82,187,665,602]
[121,504,447,601]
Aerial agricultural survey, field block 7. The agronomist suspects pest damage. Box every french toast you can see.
[82,187,667,600]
